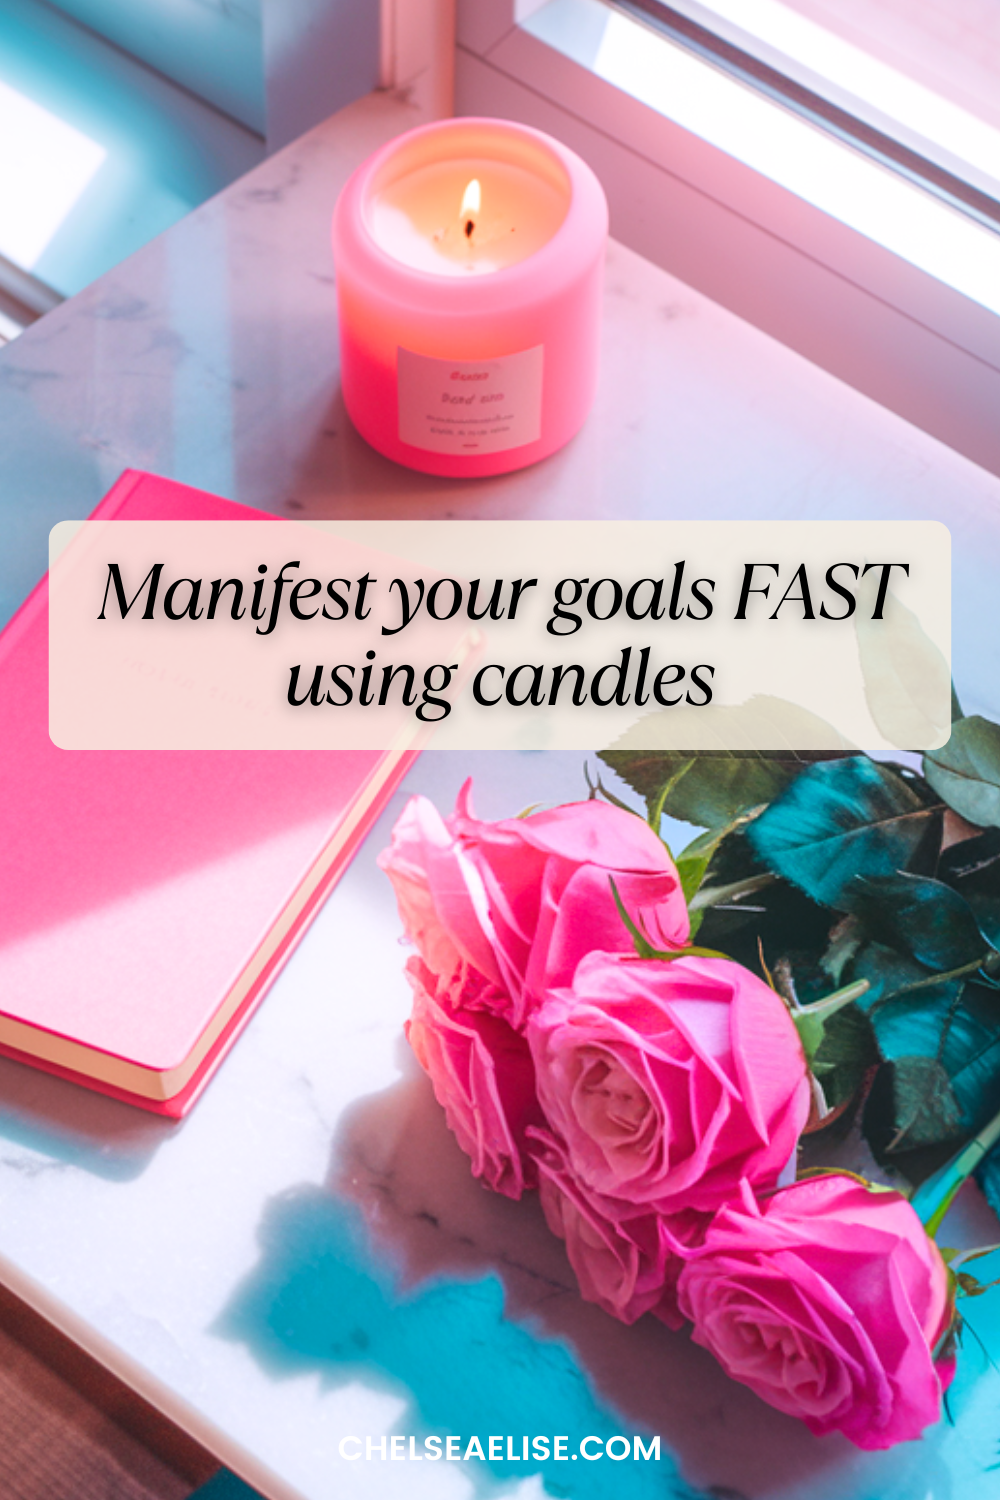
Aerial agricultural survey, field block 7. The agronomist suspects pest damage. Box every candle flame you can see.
[460,178,481,240]
[460,178,481,221]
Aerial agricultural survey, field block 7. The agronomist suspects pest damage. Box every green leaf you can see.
[675,810,765,906]
[701,826,769,885]
[867,1056,965,1153]
[852,945,964,1160]
[795,1011,826,1065]
[941,981,1000,1135]
[597,747,830,832]
[647,758,696,834]
[694,870,834,991]
[856,962,1000,1133]
[840,937,928,1006]
[850,871,993,971]
[851,942,965,1054]
[746,757,943,913]
[808,1002,879,1109]
[924,716,1000,828]
[676,828,719,940]
[853,942,1000,1160]
[820,914,865,987]
[793,982,872,1082]
[675,828,724,904]
[938,828,1000,950]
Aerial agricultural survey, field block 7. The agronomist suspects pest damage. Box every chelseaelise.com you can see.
[337,1435,661,1462]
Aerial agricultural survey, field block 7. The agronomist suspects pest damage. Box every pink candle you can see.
[332,118,608,478]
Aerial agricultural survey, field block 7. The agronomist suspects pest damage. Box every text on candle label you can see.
[397,346,543,455]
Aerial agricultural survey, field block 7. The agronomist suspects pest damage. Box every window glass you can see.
[635,0,1000,212]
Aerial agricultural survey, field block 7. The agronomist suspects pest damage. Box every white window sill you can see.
[456,0,1000,478]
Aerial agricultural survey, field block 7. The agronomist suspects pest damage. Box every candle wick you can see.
[464,219,474,239]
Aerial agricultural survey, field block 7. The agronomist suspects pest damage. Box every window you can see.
[455,0,1000,477]
[627,0,1000,216]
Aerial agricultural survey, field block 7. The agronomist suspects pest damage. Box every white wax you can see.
[366,157,569,276]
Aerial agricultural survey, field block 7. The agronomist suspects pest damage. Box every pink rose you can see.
[530,1129,709,1328]
[404,958,542,1199]
[678,1175,954,1449]
[379,782,689,1029]
[527,951,810,1215]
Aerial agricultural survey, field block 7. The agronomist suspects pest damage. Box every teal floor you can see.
[0,0,264,297]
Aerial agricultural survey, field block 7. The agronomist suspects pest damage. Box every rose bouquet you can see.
[379,737,1000,1450]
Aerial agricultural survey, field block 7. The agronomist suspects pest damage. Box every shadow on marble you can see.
[274,388,588,519]
[281,391,447,512]
[213,1045,961,1499]
[0,1053,175,1181]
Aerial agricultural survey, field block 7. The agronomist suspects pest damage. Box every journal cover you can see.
[0,469,417,1117]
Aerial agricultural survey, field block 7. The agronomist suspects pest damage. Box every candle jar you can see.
[332,117,608,478]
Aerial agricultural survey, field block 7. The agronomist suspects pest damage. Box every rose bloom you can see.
[379,781,689,1029]
[678,1175,954,1449]
[405,957,542,1199]
[527,951,810,1216]
[531,1129,709,1328]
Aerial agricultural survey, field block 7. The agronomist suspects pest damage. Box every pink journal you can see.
[0,470,417,1117]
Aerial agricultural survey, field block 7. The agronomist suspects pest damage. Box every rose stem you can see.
[910,1105,1000,1239]
[797,979,871,1019]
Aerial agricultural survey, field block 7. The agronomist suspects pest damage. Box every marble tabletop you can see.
[2,85,1000,1500]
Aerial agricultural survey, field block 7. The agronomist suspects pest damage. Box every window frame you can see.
[454,0,1000,478]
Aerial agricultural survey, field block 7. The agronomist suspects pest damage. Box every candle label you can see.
[397,346,543,455]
